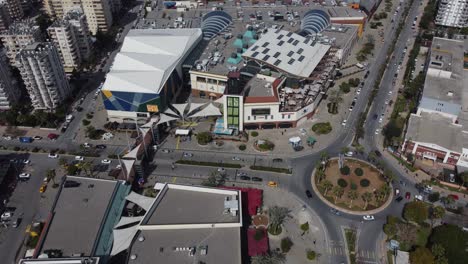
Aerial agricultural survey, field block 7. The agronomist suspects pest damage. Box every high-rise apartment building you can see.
[0,19,42,65]
[109,0,121,14]
[47,8,92,72]
[0,1,11,31]
[2,0,23,20]
[435,0,468,28]
[16,43,71,110]
[0,48,19,110]
[42,0,112,35]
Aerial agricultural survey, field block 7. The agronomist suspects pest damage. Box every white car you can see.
[23,160,30,164]
[18,173,31,180]
[83,142,91,148]
[385,100,389,105]
[75,156,84,161]
[415,194,423,201]
[363,215,375,221]
[1,212,12,221]
[356,88,361,95]
[344,151,354,157]
[375,129,380,135]
[388,91,393,95]
[101,159,112,164]
[342,120,347,126]
[183,152,193,158]
[379,117,383,123]
[232,157,241,161]
[33,136,42,140]
[217,168,225,173]
[3,136,12,140]
[48,153,58,159]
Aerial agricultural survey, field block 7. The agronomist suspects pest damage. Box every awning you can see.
[175,129,190,136]
[126,191,155,211]
[114,216,144,228]
[190,103,222,118]
[289,136,301,144]
[307,136,316,144]
[110,224,139,256]
[156,113,178,125]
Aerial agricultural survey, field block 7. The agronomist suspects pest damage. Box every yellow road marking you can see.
[172,177,177,183]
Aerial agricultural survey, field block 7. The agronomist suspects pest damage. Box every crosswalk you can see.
[328,240,344,256]
[356,249,378,264]
[327,241,378,263]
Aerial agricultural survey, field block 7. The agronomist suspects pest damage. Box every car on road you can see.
[341,119,347,126]
[237,172,248,177]
[83,142,91,148]
[39,183,47,193]
[75,156,84,161]
[2,136,12,140]
[388,91,393,95]
[415,194,423,201]
[268,181,278,187]
[356,88,361,95]
[395,188,400,196]
[1,212,12,221]
[232,157,241,161]
[48,153,58,159]
[395,196,403,202]
[161,149,170,153]
[217,167,225,173]
[306,190,313,198]
[378,117,383,123]
[95,144,106,149]
[405,192,411,200]
[12,218,21,228]
[375,129,380,135]
[252,177,263,182]
[448,194,459,200]
[363,215,375,221]
[101,159,112,164]
[183,152,193,158]
[22,159,30,164]
[344,151,354,157]
[330,208,341,216]
[18,173,31,180]
[374,150,382,157]
[240,176,251,181]
[33,136,42,140]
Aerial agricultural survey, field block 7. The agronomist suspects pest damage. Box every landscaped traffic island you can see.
[313,157,392,212]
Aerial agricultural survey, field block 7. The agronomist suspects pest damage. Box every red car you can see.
[405,192,411,200]
[448,194,459,200]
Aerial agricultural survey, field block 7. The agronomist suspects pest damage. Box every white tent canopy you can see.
[189,103,222,118]
[172,103,188,116]
[110,224,139,256]
[289,136,301,144]
[114,216,144,229]
[126,191,154,211]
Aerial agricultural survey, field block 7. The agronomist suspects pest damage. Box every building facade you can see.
[47,8,92,72]
[16,43,71,111]
[0,19,42,65]
[0,49,19,110]
[42,0,112,35]
[435,0,468,28]
[2,0,23,21]
[0,2,11,31]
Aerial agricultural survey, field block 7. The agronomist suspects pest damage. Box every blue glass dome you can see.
[202,11,232,40]
[301,10,330,35]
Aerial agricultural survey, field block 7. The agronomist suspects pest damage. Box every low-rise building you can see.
[403,37,468,172]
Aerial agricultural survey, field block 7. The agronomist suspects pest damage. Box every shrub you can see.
[428,192,440,203]
[281,237,293,253]
[82,119,91,126]
[67,165,79,175]
[360,179,370,187]
[311,122,332,135]
[238,144,246,151]
[339,82,351,93]
[251,131,258,137]
[300,222,309,232]
[355,167,364,176]
[254,229,265,241]
[32,147,39,153]
[257,140,274,151]
[337,178,348,188]
[196,132,212,145]
[307,250,316,260]
[13,146,20,151]
[340,165,350,175]
[350,181,358,190]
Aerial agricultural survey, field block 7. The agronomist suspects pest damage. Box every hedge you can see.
[340,166,350,175]
[355,167,364,176]
[360,179,370,187]
[312,122,332,135]
[176,160,241,169]
[338,178,348,188]
[250,165,292,174]
[251,131,259,137]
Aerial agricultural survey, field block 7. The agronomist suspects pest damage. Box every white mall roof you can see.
[242,29,330,78]
[103,28,202,94]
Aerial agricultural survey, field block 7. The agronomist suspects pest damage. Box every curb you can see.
[310,158,394,216]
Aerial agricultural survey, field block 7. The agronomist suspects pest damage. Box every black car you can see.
[373,114,378,120]
[252,177,263,182]
[306,190,313,198]
[240,176,251,181]
[95,144,107,149]
[395,196,403,202]
[374,150,382,157]
[64,180,81,188]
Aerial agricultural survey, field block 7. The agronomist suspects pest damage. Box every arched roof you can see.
[201,11,232,40]
[301,9,330,35]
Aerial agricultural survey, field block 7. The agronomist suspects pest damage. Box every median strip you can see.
[175,160,242,169]
[249,165,292,174]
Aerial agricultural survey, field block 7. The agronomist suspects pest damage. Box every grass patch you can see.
[415,226,431,247]
[176,160,241,169]
[250,165,291,174]
[312,122,332,135]
[268,226,282,235]
[345,228,357,264]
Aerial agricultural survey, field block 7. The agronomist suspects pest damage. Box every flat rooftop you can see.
[422,37,467,107]
[142,185,240,225]
[40,177,119,257]
[129,227,241,264]
[322,24,359,48]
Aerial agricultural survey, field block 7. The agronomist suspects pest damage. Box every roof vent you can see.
[447,91,453,97]
[130,254,137,260]
[138,236,145,242]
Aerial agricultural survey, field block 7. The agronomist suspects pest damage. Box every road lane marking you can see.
[172,177,177,183]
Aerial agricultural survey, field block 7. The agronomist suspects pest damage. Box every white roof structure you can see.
[103,28,202,94]
[242,29,330,78]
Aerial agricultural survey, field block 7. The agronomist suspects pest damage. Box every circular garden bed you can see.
[314,158,391,211]
[254,139,275,152]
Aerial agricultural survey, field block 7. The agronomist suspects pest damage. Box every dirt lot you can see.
[322,159,387,210]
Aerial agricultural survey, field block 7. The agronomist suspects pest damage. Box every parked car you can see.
[237,172,248,177]
[374,150,382,157]
[101,159,112,164]
[161,149,170,153]
[395,196,403,202]
[363,215,375,221]
[268,181,278,187]
[240,176,251,181]
[305,190,313,198]
[252,177,263,182]
[415,194,423,201]
[64,180,81,188]
[183,152,193,158]
[344,151,354,157]
[39,184,47,193]
[12,218,21,228]
[18,173,31,180]
[22,159,30,164]
[394,188,400,196]
[1,212,13,221]
[75,156,84,161]
[48,153,58,159]
[95,144,107,149]
[232,157,241,161]
[405,192,411,200]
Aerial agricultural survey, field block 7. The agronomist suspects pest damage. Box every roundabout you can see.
[311,157,393,215]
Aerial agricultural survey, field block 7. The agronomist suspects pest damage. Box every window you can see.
[227,97,240,129]
[248,116,250,120]
[288,114,291,119]
[196,77,206,82]
[252,108,271,115]
[265,115,268,119]
[271,115,273,119]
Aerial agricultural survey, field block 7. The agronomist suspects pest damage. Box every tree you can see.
[332,186,344,203]
[428,192,440,202]
[67,165,79,176]
[431,206,445,221]
[58,158,68,168]
[383,221,397,238]
[280,237,293,253]
[403,201,428,224]
[339,82,351,93]
[320,151,329,163]
[375,184,391,203]
[202,171,225,187]
[251,251,286,264]
[268,206,290,235]
[80,162,93,177]
[321,180,333,196]
[383,119,402,142]
[306,250,316,260]
[409,247,435,264]
[355,144,365,154]
[361,192,373,210]
[430,224,468,264]
[315,168,326,183]
[46,169,56,184]
[431,243,445,260]
[347,190,358,208]
[459,172,468,189]
[300,222,309,232]
[196,132,213,145]
[383,168,395,183]
[340,146,350,154]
